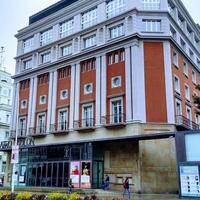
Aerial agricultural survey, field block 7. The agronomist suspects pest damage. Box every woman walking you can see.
[122,177,130,199]
[68,178,73,194]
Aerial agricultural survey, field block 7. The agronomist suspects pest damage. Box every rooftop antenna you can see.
[0,46,5,71]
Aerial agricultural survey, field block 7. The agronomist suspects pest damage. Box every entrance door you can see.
[92,161,103,188]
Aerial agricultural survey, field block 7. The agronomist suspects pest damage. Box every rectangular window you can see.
[108,54,112,65]
[19,117,26,136]
[23,59,32,70]
[81,8,97,29]
[111,99,122,123]
[41,52,51,64]
[174,76,180,93]
[114,52,119,63]
[141,0,160,10]
[5,131,9,139]
[23,36,34,53]
[120,50,125,61]
[92,60,96,70]
[180,38,186,50]
[110,24,124,39]
[170,26,176,40]
[183,61,188,77]
[59,110,68,130]
[142,20,161,32]
[192,70,196,84]
[83,105,93,127]
[168,3,174,17]
[84,35,96,48]
[40,28,53,46]
[2,162,6,173]
[185,84,190,101]
[178,16,183,30]
[106,0,125,18]
[61,44,72,56]
[173,50,178,67]
[60,19,74,38]
[37,114,46,133]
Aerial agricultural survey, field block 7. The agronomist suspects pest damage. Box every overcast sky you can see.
[0,0,199,76]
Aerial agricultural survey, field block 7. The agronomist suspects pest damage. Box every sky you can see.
[0,0,199,76]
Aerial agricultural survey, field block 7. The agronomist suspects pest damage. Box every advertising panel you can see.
[81,161,91,188]
[179,165,200,197]
[70,161,80,188]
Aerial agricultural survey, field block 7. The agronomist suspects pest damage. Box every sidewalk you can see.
[89,189,186,200]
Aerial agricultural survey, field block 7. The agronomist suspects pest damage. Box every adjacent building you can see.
[1,0,200,193]
[0,68,13,181]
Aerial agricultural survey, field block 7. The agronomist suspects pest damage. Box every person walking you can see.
[68,178,73,194]
[122,177,130,199]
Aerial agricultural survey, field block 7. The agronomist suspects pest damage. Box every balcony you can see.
[73,118,95,132]
[175,115,199,130]
[28,126,46,137]
[9,129,27,139]
[50,122,69,134]
[101,113,126,128]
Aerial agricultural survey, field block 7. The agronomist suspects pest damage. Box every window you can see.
[186,27,192,41]
[5,131,9,139]
[60,19,74,38]
[170,26,176,40]
[168,3,174,17]
[84,35,96,48]
[19,117,26,136]
[81,8,97,29]
[185,84,190,101]
[58,67,71,79]
[175,99,182,124]
[84,83,92,94]
[110,24,124,39]
[6,115,10,122]
[142,0,160,10]
[21,100,27,108]
[183,61,188,77]
[60,89,68,100]
[61,44,72,56]
[92,60,96,70]
[38,74,49,85]
[108,55,113,65]
[114,52,118,63]
[174,76,180,93]
[142,20,161,32]
[81,59,96,72]
[186,106,192,127]
[173,50,178,67]
[197,59,200,69]
[40,28,53,46]
[83,105,93,127]
[23,36,34,53]
[111,99,122,123]
[120,50,125,61]
[112,76,121,88]
[37,114,46,133]
[23,59,32,70]
[180,38,186,50]
[192,70,196,84]
[2,162,6,173]
[58,109,68,130]
[178,16,183,30]
[106,0,125,18]
[189,49,194,60]
[40,95,46,104]
[41,52,51,64]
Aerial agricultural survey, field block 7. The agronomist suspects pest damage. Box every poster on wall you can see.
[70,161,80,188]
[81,162,91,188]
[179,165,200,197]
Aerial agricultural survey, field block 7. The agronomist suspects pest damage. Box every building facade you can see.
[1,0,200,194]
[0,69,13,181]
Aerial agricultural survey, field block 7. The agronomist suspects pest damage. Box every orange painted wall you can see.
[79,69,96,123]
[106,53,126,117]
[144,42,167,123]
[171,47,200,122]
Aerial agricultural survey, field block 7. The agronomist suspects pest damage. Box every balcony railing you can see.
[175,115,199,130]
[50,122,69,132]
[101,113,126,126]
[10,129,27,138]
[74,118,95,130]
[28,126,46,136]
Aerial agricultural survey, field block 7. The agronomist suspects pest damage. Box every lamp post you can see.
[11,83,19,193]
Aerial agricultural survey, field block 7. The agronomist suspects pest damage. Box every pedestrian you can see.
[102,174,110,190]
[122,177,130,199]
[68,178,73,194]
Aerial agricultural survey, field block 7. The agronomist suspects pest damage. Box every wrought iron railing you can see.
[50,122,68,132]
[101,113,126,125]
[74,118,95,129]
[175,115,199,130]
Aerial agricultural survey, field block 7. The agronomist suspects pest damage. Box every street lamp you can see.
[11,83,19,193]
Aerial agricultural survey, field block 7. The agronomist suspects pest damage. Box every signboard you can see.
[11,145,19,164]
[70,161,80,188]
[179,165,200,197]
